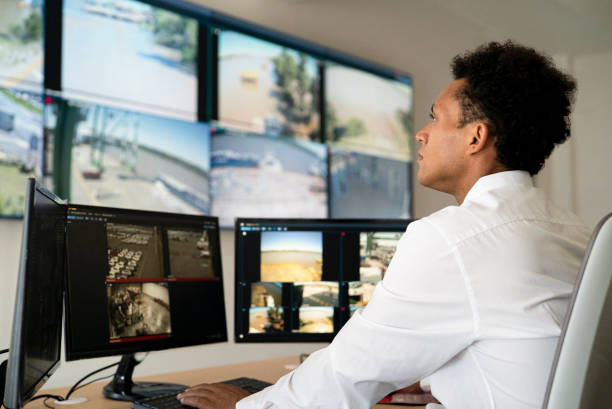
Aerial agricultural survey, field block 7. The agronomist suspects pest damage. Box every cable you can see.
[29,394,64,402]
[43,397,55,409]
[64,360,120,400]
[70,372,115,394]
[0,348,8,355]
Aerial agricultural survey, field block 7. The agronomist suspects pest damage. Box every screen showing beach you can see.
[62,0,198,119]
[64,99,210,215]
[260,230,323,282]
[295,306,334,333]
[0,0,43,91]
[0,87,42,217]
[325,63,413,161]
[210,128,327,227]
[218,30,321,141]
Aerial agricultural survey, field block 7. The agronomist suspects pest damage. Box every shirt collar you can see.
[463,170,533,204]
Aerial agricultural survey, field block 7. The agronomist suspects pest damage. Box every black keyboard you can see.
[131,377,272,409]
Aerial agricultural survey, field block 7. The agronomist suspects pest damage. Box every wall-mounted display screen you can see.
[218,30,321,141]
[62,0,198,120]
[51,98,210,214]
[0,87,42,217]
[235,218,411,342]
[325,63,413,161]
[0,0,43,91]
[329,146,411,218]
[210,126,327,227]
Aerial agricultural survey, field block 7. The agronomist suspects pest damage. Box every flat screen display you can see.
[218,30,321,141]
[325,63,413,161]
[64,205,226,360]
[62,0,198,120]
[57,98,210,215]
[0,0,43,91]
[0,87,43,217]
[234,218,411,342]
[329,146,412,219]
[210,126,327,227]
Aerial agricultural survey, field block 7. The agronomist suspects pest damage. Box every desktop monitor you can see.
[63,204,227,401]
[234,218,412,342]
[3,179,66,409]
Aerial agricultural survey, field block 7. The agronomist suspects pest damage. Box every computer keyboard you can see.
[131,377,272,409]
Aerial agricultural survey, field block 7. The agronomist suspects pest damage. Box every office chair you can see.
[542,213,612,409]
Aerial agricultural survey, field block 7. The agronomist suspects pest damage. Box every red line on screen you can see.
[109,333,170,343]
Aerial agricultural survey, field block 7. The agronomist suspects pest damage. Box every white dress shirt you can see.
[236,171,591,409]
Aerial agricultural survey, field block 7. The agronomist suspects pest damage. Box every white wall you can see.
[0,0,610,390]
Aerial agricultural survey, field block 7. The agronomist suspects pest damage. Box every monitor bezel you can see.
[3,178,65,409]
[233,217,413,343]
[63,203,227,361]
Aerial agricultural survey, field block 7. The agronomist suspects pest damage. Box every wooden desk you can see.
[25,356,425,409]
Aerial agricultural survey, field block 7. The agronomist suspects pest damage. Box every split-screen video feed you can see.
[218,30,321,141]
[330,147,411,218]
[359,231,402,281]
[295,306,334,333]
[0,0,43,91]
[348,281,376,307]
[106,223,163,280]
[325,63,413,161]
[167,228,216,278]
[63,99,210,215]
[260,230,323,282]
[210,128,327,227]
[293,282,338,307]
[107,282,172,341]
[250,282,282,307]
[62,0,198,119]
[0,88,42,216]
[249,306,284,333]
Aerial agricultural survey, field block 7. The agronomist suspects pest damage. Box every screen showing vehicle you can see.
[210,126,327,227]
[62,0,198,120]
[218,30,321,141]
[0,0,43,91]
[0,87,42,217]
[64,205,226,360]
[52,97,210,215]
[234,218,411,342]
[325,63,413,161]
[329,146,412,218]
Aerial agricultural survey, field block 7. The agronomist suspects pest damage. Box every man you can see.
[178,41,591,409]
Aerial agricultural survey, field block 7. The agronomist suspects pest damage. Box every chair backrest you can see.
[542,213,612,409]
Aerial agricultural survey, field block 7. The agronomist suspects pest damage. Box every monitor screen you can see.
[217,30,321,141]
[53,97,210,215]
[329,146,412,218]
[62,0,198,120]
[325,63,413,161]
[234,218,411,342]
[64,204,226,360]
[3,179,65,409]
[0,87,43,217]
[0,0,44,91]
[210,126,327,227]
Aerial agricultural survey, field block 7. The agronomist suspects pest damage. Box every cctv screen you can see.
[64,204,226,360]
[234,218,411,342]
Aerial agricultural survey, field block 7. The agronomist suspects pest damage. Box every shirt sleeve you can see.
[236,219,477,409]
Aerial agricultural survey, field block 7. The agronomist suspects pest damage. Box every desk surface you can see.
[25,356,425,409]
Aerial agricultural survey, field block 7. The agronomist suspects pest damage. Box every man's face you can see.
[415,79,472,193]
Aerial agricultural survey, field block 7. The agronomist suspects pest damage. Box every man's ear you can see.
[467,121,490,154]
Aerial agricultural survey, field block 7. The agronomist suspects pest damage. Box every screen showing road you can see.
[0,0,43,91]
[62,0,198,120]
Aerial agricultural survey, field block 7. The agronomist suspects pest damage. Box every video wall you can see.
[0,0,413,224]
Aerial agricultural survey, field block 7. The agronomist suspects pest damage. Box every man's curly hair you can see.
[451,40,576,175]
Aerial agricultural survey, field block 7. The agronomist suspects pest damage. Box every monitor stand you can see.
[103,354,186,401]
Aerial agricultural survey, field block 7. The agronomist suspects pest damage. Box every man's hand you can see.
[177,383,251,409]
